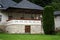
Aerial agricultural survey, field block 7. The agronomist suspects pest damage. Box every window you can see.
[0,15,2,22]
[0,5,1,7]
[0,4,3,8]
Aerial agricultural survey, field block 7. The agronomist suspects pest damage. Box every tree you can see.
[50,0,60,10]
[42,6,55,35]
[29,0,52,7]
[52,0,60,3]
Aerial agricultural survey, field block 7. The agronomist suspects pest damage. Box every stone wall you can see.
[31,25,44,34]
[6,24,25,33]
[6,24,44,34]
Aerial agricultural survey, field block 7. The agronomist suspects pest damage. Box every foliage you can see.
[42,6,55,35]
[52,0,60,3]
[50,0,60,10]
[29,0,52,7]
[50,3,60,10]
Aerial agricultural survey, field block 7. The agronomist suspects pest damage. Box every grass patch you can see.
[0,34,60,40]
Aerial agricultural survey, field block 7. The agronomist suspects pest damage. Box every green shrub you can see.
[42,6,55,35]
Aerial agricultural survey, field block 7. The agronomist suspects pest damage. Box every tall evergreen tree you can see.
[42,6,55,35]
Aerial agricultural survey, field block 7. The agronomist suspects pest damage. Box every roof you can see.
[54,11,60,16]
[0,0,44,10]
[13,0,44,10]
[0,0,17,9]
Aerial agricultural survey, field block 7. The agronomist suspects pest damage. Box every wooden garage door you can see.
[25,25,30,33]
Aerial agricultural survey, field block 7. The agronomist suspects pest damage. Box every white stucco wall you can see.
[0,11,8,25]
[55,16,60,28]
[31,25,44,34]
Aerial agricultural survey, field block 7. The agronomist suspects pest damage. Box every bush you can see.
[42,6,55,35]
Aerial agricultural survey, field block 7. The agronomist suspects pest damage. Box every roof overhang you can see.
[0,0,44,11]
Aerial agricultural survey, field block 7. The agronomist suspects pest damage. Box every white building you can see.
[0,0,44,34]
[0,0,60,34]
[54,11,60,30]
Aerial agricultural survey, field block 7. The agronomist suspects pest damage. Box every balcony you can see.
[7,20,41,25]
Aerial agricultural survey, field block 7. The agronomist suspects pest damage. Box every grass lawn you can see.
[0,33,60,40]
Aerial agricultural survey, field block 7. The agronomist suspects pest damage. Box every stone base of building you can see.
[5,24,44,34]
